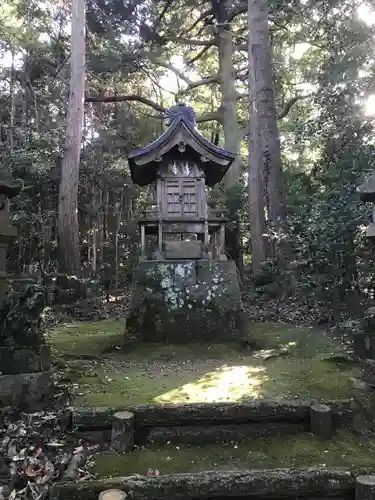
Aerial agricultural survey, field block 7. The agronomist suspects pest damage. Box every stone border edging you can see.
[72,399,355,431]
[49,466,371,500]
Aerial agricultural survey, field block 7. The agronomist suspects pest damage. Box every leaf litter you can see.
[0,407,97,500]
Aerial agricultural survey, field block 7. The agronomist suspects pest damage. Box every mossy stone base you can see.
[126,260,244,342]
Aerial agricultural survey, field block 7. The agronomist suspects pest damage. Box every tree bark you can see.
[248,0,286,227]
[215,2,244,275]
[58,0,85,274]
[217,13,242,189]
[248,0,267,276]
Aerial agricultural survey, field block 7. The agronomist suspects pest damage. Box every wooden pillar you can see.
[356,475,375,500]
[211,230,216,259]
[219,223,225,257]
[310,403,333,437]
[111,411,135,452]
[140,224,146,256]
[204,220,209,254]
[158,220,163,254]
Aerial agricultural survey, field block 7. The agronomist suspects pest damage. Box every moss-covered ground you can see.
[92,430,375,477]
[47,319,361,406]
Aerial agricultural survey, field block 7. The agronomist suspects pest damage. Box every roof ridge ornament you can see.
[165,102,196,127]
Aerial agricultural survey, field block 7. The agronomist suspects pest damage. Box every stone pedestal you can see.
[0,370,53,407]
[125,259,244,342]
[0,212,17,304]
[0,170,52,408]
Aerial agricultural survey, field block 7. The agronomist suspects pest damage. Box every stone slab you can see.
[164,240,202,259]
[50,467,360,500]
[0,370,53,407]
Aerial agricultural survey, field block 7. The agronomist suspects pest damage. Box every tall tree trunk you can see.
[217,15,242,188]
[58,0,85,274]
[248,0,286,227]
[215,0,244,277]
[9,47,15,153]
[248,5,267,276]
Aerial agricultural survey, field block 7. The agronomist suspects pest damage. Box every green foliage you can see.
[1,0,375,320]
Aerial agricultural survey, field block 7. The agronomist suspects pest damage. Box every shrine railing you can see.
[208,208,228,219]
[138,203,228,221]
[139,201,160,220]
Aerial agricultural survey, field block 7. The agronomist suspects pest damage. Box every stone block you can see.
[0,345,51,374]
[0,370,53,407]
[126,259,244,342]
[352,331,374,359]
[164,240,202,259]
[363,307,375,333]
[197,260,239,284]
[363,359,375,385]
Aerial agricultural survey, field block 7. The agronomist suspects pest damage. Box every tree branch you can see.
[178,74,220,94]
[186,45,213,65]
[165,36,215,47]
[85,94,165,112]
[181,8,214,35]
[277,94,313,119]
[84,94,222,123]
[239,94,314,139]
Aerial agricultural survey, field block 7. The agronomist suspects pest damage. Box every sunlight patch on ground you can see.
[154,365,267,403]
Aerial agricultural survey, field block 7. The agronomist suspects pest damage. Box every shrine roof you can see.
[128,103,235,187]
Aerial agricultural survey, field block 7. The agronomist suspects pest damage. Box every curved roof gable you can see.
[128,103,235,187]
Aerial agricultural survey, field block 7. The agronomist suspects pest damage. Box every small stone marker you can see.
[363,359,375,385]
[356,475,375,500]
[111,411,135,452]
[99,490,127,500]
[310,403,333,437]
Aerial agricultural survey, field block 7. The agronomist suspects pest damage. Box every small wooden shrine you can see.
[128,103,235,261]
[125,103,243,343]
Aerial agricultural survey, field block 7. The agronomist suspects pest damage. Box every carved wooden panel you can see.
[164,179,198,218]
[181,179,197,216]
[166,180,182,217]
[161,160,204,178]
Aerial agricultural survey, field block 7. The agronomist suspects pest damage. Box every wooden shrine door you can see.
[165,179,198,218]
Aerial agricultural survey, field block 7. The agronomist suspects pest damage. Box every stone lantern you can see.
[0,167,23,303]
[355,174,375,378]
[358,173,375,239]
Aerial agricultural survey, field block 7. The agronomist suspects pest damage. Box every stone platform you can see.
[125,259,244,342]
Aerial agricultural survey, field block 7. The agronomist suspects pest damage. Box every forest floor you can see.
[42,318,375,479]
[47,319,361,406]
[93,430,375,476]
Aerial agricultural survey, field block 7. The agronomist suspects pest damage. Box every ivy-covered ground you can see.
[47,319,361,406]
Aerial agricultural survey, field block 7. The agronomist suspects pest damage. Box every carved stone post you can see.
[357,176,375,362]
[0,169,23,304]
[358,174,375,240]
